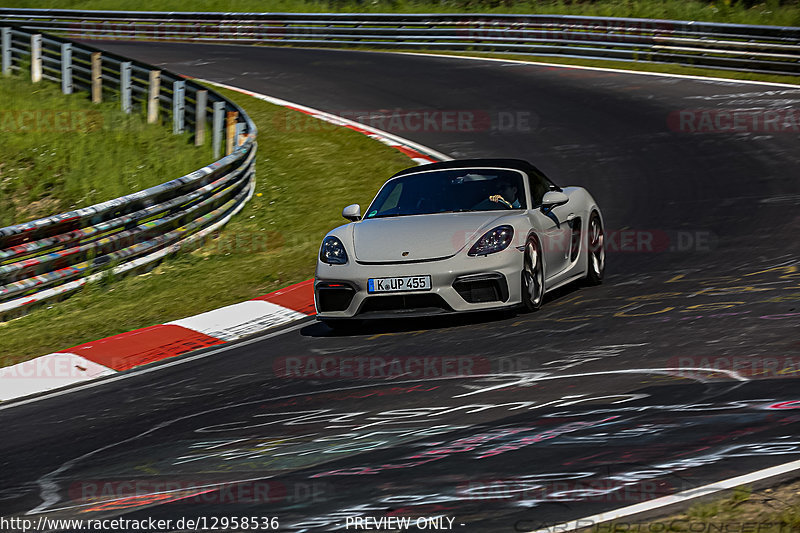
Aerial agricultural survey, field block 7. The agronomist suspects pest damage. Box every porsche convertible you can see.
[314,158,604,324]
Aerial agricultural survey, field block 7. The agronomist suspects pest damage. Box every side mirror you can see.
[541,191,569,209]
[342,203,362,222]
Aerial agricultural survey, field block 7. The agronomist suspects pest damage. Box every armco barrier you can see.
[0,9,798,76]
[0,25,257,318]
[0,81,447,403]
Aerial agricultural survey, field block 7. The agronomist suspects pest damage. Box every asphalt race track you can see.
[2,44,799,532]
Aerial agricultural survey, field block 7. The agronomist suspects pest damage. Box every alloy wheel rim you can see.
[525,241,543,305]
[590,217,605,276]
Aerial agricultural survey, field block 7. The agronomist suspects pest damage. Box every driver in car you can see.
[489,177,521,208]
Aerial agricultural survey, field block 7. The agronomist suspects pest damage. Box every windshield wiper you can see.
[369,210,475,218]
[368,213,412,219]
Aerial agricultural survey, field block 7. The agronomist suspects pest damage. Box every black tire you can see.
[585,211,605,285]
[521,236,545,312]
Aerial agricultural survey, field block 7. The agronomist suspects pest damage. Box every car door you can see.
[526,172,572,281]
[531,204,572,279]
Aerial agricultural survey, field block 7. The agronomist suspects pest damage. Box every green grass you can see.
[0,72,210,228]
[600,483,800,533]
[2,0,800,26]
[0,85,412,366]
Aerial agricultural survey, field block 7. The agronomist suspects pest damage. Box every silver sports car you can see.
[314,159,604,324]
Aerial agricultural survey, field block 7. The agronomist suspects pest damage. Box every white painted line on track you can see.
[527,457,800,533]
[395,51,800,88]
[18,363,765,514]
[200,79,453,161]
[163,43,800,88]
[453,367,750,398]
[24,364,766,515]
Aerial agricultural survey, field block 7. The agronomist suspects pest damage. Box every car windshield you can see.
[364,168,527,219]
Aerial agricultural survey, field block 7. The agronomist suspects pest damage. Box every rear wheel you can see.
[521,236,544,311]
[585,212,605,285]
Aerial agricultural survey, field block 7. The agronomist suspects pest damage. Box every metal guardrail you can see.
[0,24,257,318]
[0,9,798,76]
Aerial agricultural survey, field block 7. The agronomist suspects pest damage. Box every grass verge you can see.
[0,84,412,366]
[0,72,210,227]
[1,0,799,26]
[588,481,800,532]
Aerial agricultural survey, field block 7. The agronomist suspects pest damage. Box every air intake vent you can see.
[453,273,508,304]
[316,283,356,312]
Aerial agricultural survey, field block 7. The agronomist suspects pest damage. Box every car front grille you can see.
[358,293,451,315]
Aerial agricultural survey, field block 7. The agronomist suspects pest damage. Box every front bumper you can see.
[314,247,524,319]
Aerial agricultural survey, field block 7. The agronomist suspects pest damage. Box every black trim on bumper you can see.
[453,272,509,304]
[315,282,357,312]
[357,293,452,317]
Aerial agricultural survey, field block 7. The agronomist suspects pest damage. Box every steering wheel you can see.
[489,195,513,208]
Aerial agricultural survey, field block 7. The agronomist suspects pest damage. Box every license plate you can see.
[368,275,431,293]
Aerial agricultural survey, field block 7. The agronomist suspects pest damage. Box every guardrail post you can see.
[61,43,72,94]
[91,52,102,103]
[30,34,42,83]
[2,28,11,75]
[225,111,238,155]
[212,101,224,158]
[147,70,160,123]
[194,89,207,146]
[120,61,132,113]
[235,122,244,146]
[173,80,185,134]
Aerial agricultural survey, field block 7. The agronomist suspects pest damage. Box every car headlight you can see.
[468,225,514,256]
[320,236,348,264]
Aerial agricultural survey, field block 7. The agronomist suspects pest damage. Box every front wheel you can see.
[521,236,544,311]
[585,211,605,285]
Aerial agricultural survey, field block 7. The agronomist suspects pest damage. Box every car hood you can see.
[352,212,507,263]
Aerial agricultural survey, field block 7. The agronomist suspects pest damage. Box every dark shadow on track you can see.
[303,280,591,337]
[302,309,515,337]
